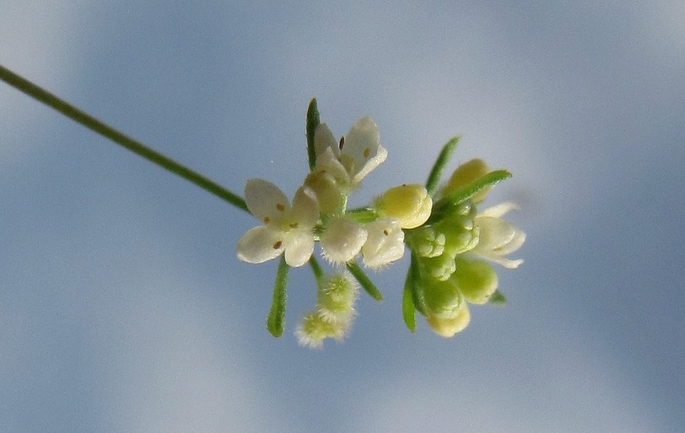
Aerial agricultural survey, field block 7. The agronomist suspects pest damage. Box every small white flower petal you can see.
[352,144,387,185]
[473,216,517,251]
[283,232,315,267]
[343,117,387,184]
[290,186,320,229]
[475,254,524,269]
[320,217,368,264]
[314,147,351,185]
[314,123,339,158]
[496,228,526,256]
[479,201,519,218]
[362,218,405,269]
[343,117,380,168]
[468,203,525,268]
[244,179,290,224]
[237,226,284,264]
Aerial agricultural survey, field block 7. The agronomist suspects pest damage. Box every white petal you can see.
[314,147,351,185]
[352,144,387,185]
[244,179,290,224]
[320,217,368,263]
[474,216,517,251]
[343,117,386,181]
[290,186,319,229]
[362,219,405,268]
[479,201,519,218]
[496,227,526,256]
[283,232,315,267]
[314,123,339,158]
[475,253,524,269]
[236,226,284,263]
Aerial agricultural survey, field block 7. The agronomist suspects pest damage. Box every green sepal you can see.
[402,283,416,333]
[488,289,508,306]
[345,206,379,224]
[346,261,383,301]
[407,252,427,315]
[425,136,460,196]
[428,169,511,224]
[306,98,320,171]
[266,256,289,337]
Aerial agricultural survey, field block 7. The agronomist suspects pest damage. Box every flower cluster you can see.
[237,99,525,347]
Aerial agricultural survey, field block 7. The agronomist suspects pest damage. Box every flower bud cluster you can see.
[405,159,525,337]
[296,272,359,348]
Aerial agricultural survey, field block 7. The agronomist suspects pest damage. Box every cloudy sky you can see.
[2,2,684,432]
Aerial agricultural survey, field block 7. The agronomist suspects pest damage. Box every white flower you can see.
[319,216,368,264]
[361,218,405,269]
[470,201,525,269]
[237,179,319,267]
[313,117,387,189]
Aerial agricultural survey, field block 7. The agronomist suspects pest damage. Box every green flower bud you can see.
[436,214,480,257]
[422,277,464,319]
[426,303,470,337]
[375,184,432,229]
[453,259,499,305]
[445,158,491,202]
[406,226,445,258]
[295,310,350,349]
[421,253,457,281]
[317,272,358,322]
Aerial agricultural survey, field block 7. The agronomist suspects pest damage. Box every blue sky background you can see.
[2,2,684,432]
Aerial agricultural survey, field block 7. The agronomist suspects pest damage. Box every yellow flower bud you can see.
[374,184,432,229]
[304,170,344,214]
[453,259,499,305]
[445,158,491,202]
[426,304,471,337]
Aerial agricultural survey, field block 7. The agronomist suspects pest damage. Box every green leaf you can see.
[407,253,427,315]
[306,98,320,171]
[428,169,511,224]
[488,289,508,306]
[425,136,460,196]
[346,261,383,301]
[266,256,290,337]
[402,276,416,333]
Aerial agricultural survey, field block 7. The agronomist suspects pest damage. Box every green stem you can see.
[0,64,248,213]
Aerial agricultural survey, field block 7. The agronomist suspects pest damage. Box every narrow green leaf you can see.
[402,276,416,333]
[306,98,320,171]
[408,253,427,315]
[266,256,290,337]
[346,261,383,301]
[488,289,508,306]
[425,136,460,196]
[428,169,511,224]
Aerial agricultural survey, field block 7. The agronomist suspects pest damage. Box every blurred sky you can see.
[2,2,685,432]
